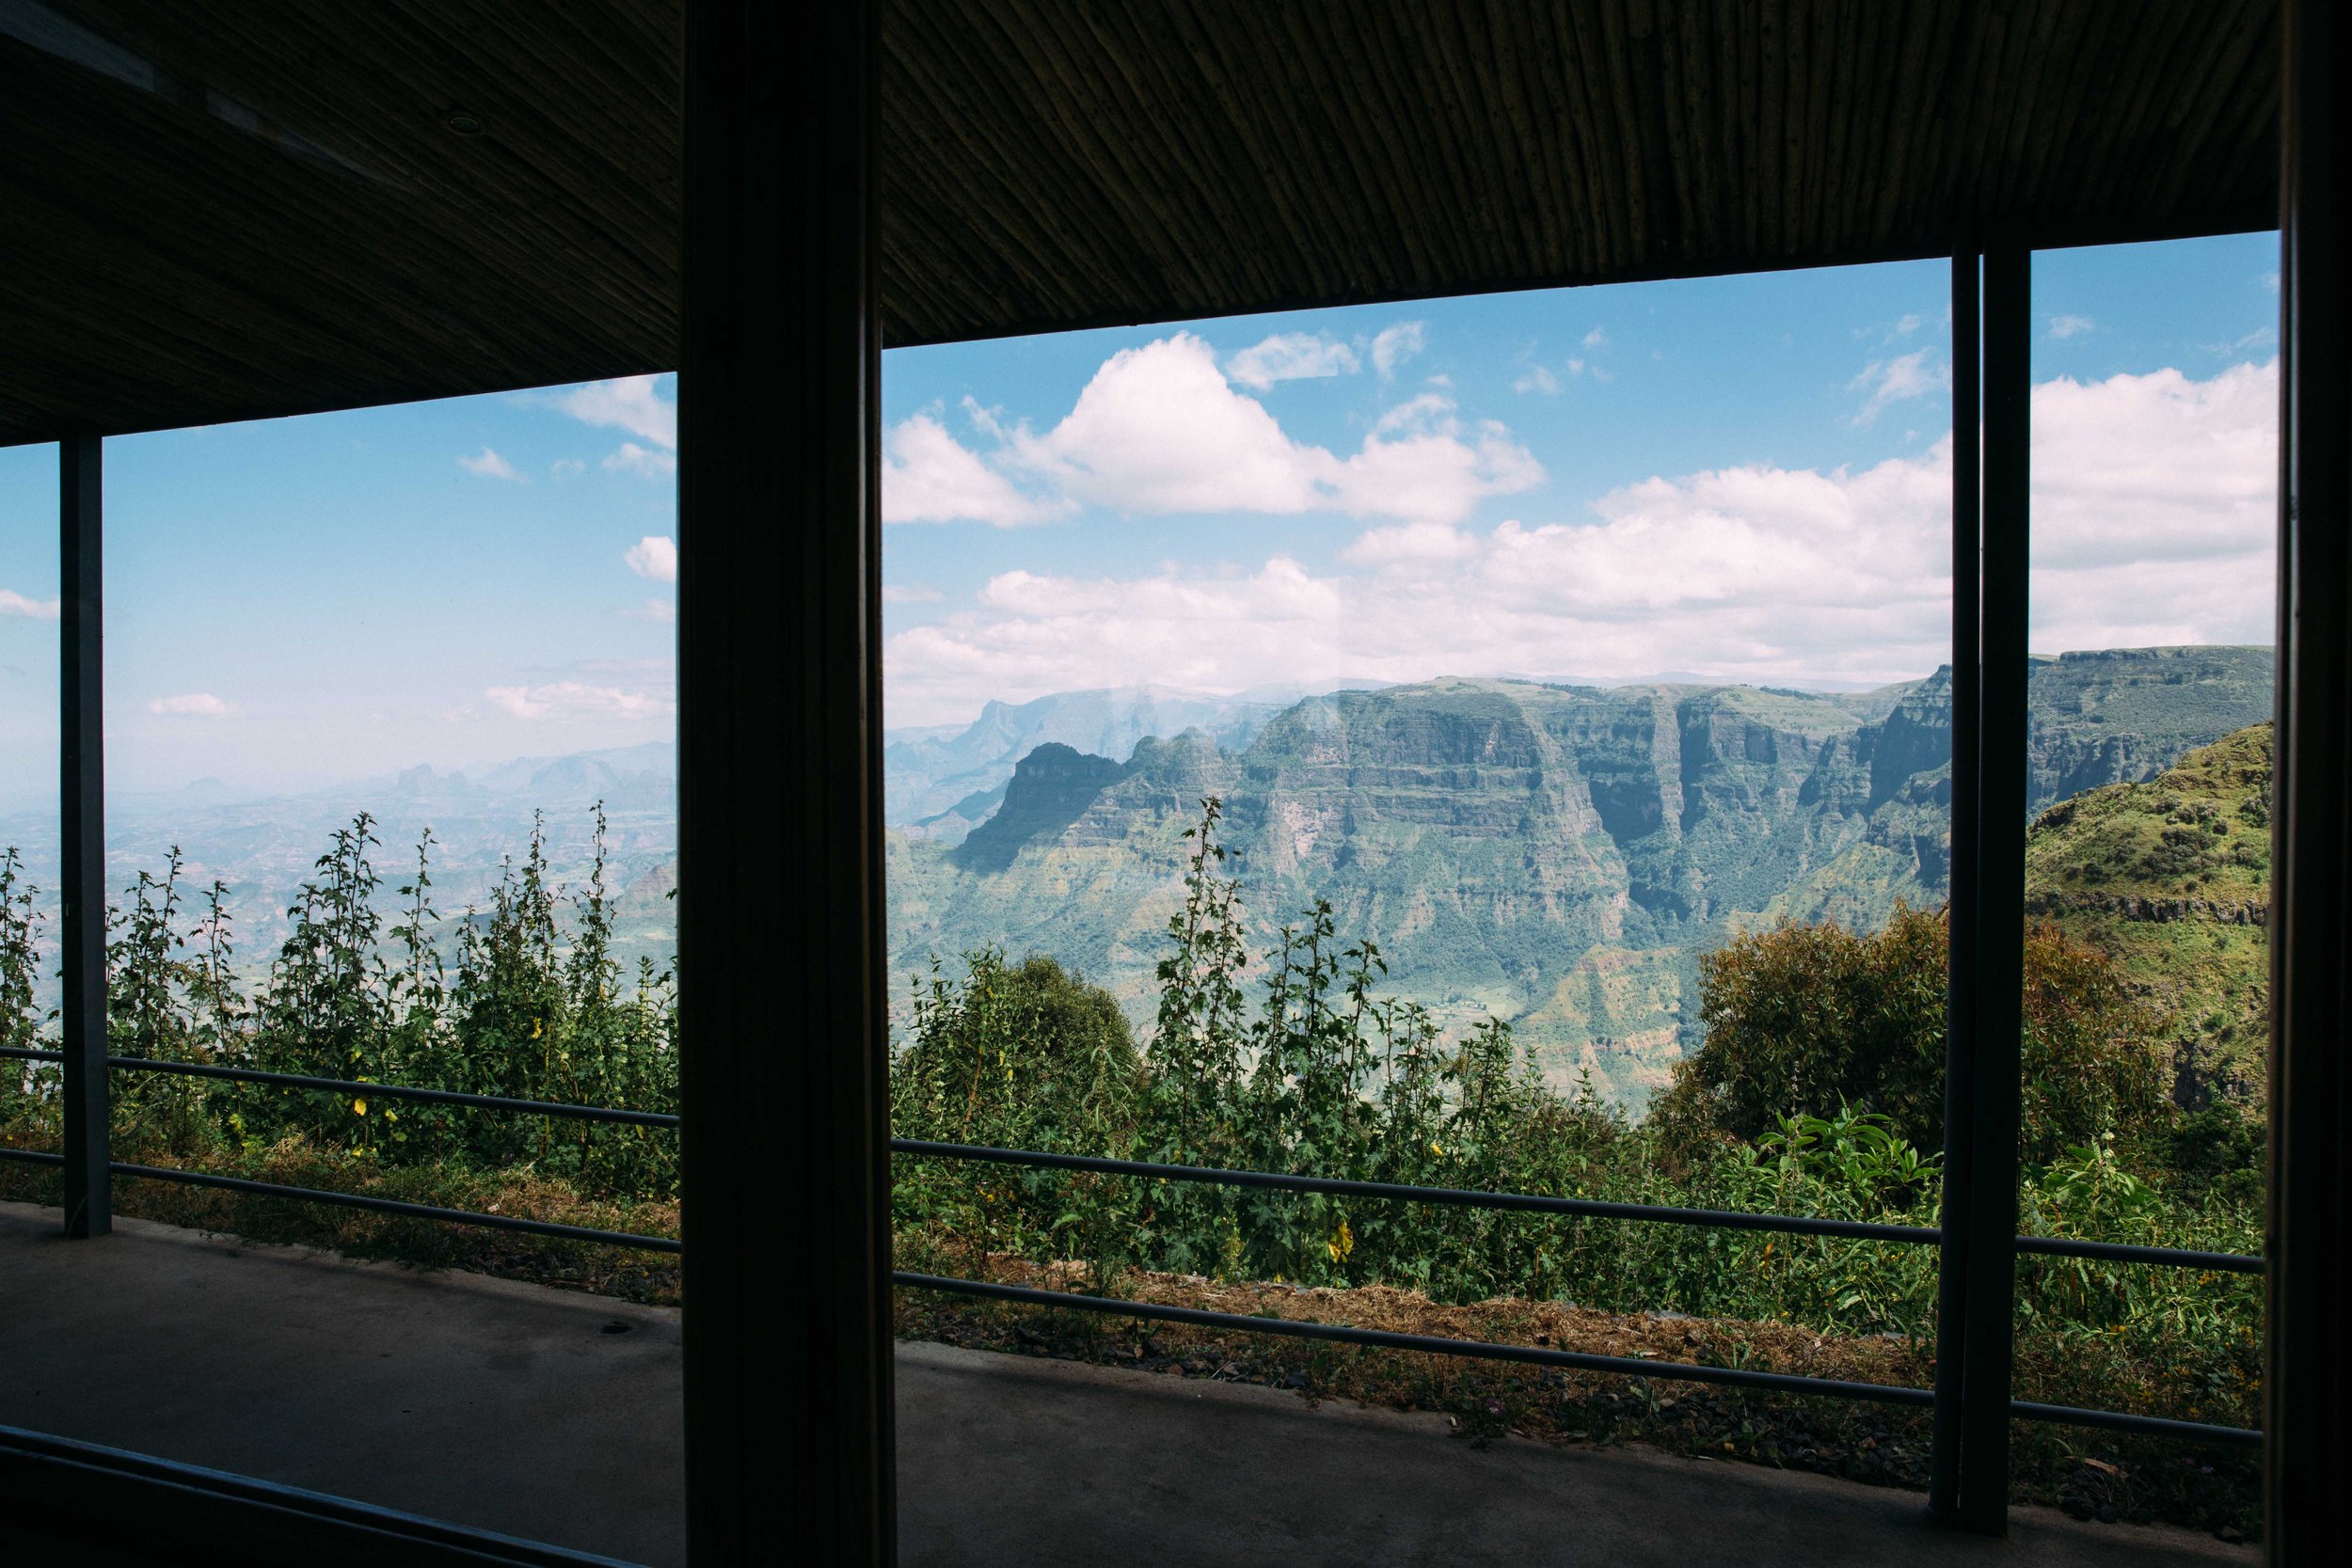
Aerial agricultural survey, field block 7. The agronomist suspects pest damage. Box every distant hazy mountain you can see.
[885,686,1296,828]
[0,739,679,999]
[888,646,2275,1106]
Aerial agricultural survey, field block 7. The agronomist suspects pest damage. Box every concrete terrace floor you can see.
[0,1202,2255,1568]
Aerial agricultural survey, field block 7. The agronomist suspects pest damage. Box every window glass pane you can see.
[1,444,60,1179]
[0,390,684,1563]
[885,265,1964,1528]
[2016,232,2275,1525]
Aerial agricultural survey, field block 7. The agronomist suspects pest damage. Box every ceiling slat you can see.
[0,0,2280,446]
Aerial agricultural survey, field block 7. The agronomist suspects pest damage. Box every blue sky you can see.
[0,231,2280,799]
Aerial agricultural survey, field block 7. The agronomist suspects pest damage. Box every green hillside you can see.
[2024,723,2271,1112]
[888,647,2274,1106]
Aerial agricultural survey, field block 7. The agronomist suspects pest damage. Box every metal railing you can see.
[889,1139,2264,1448]
[0,1044,2262,1445]
[0,1046,681,1254]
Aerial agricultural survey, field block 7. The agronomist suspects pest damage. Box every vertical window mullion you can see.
[59,431,108,1239]
[1959,241,2033,1534]
[1930,247,1982,1525]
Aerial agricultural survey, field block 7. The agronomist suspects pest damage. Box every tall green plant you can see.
[108,847,212,1150]
[253,815,396,1153]
[1135,798,1250,1273]
[0,847,56,1146]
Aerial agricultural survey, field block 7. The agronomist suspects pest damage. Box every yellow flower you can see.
[531,1018,544,1039]
[352,1099,368,1116]
[1327,1217,1355,1262]
[384,1109,399,1123]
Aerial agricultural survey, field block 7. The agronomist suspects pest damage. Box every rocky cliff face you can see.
[888,647,2274,1105]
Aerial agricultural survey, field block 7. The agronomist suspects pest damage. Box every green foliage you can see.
[1,847,56,1145]
[0,779,2266,1439]
[1654,906,2168,1165]
[1133,798,1250,1273]
[890,795,2262,1409]
[2152,1106,2265,1205]
[0,806,678,1199]
[892,949,1141,1277]
[1657,906,1948,1152]
[2024,722,2273,1112]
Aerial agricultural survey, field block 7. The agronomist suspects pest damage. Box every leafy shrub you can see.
[1653,906,2168,1164]
[1,847,55,1146]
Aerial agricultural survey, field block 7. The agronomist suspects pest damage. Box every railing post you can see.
[1955,241,2032,1535]
[59,431,108,1239]
[1929,245,1982,1524]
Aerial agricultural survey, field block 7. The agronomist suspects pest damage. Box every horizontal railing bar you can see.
[896,1140,2266,1274]
[103,1055,680,1130]
[12,1136,2266,1443]
[2013,1233,2264,1275]
[2010,1399,2262,1448]
[0,1045,63,1063]
[895,1270,1937,1407]
[109,1161,679,1253]
[13,1073,2264,1272]
[895,1138,1939,1243]
[898,1273,2263,1448]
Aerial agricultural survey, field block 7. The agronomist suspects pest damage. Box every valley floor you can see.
[1,1203,2254,1566]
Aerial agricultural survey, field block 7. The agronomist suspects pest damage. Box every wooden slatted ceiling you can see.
[0,0,2280,446]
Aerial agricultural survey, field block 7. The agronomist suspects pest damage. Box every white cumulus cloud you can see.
[149,693,235,717]
[883,360,2277,726]
[2027,358,2278,648]
[2,589,60,619]
[603,442,675,479]
[548,375,675,449]
[626,535,677,583]
[485,682,674,721]
[458,447,521,481]
[1226,333,1360,389]
[1849,347,1948,426]
[1371,321,1427,377]
[998,334,1538,526]
[883,414,1066,526]
[546,375,677,479]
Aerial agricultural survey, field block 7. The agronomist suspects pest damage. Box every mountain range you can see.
[0,741,678,990]
[0,649,2277,1109]
[886,646,2275,1105]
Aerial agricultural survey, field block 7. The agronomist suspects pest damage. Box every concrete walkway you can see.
[1,1202,687,1564]
[898,1342,2251,1567]
[1,1202,2251,1567]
